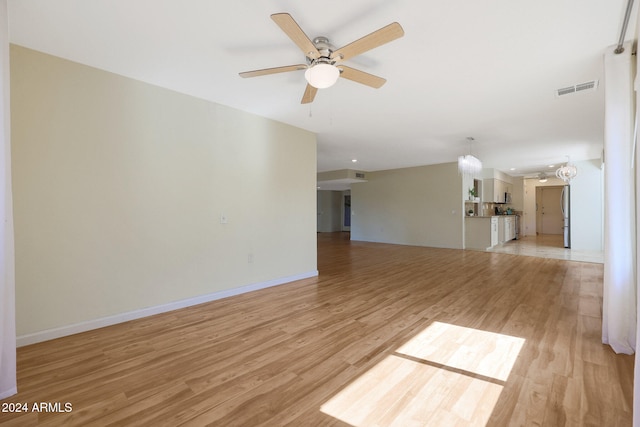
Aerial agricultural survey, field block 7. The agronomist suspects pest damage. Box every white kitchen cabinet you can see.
[497,180,506,201]
[483,179,509,203]
[510,217,516,240]
[483,179,494,203]
[503,216,516,241]
[491,217,498,247]
[504,216,512,241]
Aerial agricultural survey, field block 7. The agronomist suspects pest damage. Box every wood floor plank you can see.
[0,232,633,426]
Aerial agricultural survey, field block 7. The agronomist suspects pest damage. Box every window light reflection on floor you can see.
[320,322,525,426]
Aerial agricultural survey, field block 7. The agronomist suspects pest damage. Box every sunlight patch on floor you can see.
[321,322,525,426]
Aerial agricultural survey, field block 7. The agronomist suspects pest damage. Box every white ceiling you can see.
[7,0,637,178]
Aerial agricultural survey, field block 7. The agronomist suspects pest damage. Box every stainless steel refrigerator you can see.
[561,185,570,248]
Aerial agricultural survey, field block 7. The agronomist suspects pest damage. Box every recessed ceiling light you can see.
[548,164,555,168]
[510,168,516,171]
[351,159,358,163]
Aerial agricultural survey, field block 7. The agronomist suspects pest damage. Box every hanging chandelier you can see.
[458,137,483,177]
[555,157,577,183]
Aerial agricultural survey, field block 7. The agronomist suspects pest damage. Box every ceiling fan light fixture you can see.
[305,63,340,89]
[240,14,404,103]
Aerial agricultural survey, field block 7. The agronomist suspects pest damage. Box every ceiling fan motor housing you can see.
[307,37,338,65]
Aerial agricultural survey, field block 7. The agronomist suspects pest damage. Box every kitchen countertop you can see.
[466,214,518,218]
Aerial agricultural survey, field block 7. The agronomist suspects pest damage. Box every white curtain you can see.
[0,0,16,400]
[602,42,636,355]
[635,12,640,424]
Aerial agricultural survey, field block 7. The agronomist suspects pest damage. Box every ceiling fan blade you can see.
[331,22,404,61]
[271,13,320,59]
[338,66,386,88]
[301,84,318,104]
[239,64,307,78]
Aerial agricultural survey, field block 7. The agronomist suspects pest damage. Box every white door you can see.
[540,187,563,234]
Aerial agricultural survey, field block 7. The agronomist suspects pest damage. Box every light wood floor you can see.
[0,232,633,426]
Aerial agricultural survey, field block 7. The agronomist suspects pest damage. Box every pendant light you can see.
[458,137,483,177]
[555,156,577,183]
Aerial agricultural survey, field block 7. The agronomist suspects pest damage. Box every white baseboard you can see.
[16,270,318,347]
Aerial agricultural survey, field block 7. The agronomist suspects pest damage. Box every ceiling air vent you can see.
[555,80,599,98]
[355,172,366,179]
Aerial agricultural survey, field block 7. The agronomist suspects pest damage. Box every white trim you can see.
[16,270,318,347]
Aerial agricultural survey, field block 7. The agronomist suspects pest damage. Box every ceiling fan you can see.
[239,13,404,104]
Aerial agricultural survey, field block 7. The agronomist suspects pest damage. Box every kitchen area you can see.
[329,159,601,257]
[460,164,604,262]
[464,175,521,250]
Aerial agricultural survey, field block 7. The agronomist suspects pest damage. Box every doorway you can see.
[342,194,351,231]
[536,186,563,235]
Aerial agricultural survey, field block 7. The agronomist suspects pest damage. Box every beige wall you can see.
[317,190,343,232]
[510,176,524,211]
[570,159,603,251]
[350,162,464,249]
[11,45,317,337]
